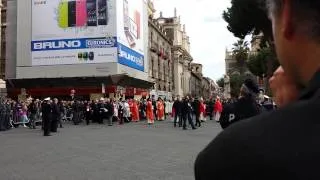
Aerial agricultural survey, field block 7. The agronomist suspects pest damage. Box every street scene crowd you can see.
[0,78,277,137]
[0,95,222,136]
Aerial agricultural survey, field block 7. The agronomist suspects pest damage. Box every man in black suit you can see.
[172,97,182,127]
[42,97,52,136]
[51,98,60,133]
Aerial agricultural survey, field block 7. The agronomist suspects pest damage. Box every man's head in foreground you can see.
[267,0,320,87]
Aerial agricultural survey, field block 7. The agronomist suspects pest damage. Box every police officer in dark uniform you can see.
[219,78,260,129]
[42,97,52,136]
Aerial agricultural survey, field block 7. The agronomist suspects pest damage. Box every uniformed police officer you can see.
[219,78,261,129]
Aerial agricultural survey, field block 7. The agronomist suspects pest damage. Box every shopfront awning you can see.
[6,74,155,89]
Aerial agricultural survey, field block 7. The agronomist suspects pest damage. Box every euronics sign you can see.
[31,0,144,71]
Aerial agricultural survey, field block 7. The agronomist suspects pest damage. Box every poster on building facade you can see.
[31,0,118,66]
[116,0,145,71]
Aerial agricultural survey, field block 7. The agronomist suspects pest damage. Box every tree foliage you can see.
[232,39,249,73]
[223,0,280,84]
[247,47,280,77]
[230,74,246,97]
[216,78,224,88]
[222,0,272,42]
[217,74,252,98]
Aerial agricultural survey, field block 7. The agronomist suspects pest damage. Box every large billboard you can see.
[117,0,144,71]
[31,0,118,66]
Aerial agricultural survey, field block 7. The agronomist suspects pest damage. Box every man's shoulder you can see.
[224,100,316,134]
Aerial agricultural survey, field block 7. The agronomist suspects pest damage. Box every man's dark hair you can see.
[267,0,320,42]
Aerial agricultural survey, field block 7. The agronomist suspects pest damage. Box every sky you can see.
[152,0,238,81]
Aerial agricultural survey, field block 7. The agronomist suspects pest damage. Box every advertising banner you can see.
[117,0,145,71]
[31,0,118,66]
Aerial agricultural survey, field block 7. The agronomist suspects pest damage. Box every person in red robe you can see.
[199,98,207,122]
[146,98,154,124]
[131,99,140,122]
[214,97,223,122]
[157,98,165,121]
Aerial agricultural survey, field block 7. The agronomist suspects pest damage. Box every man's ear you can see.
[282,0,295,40]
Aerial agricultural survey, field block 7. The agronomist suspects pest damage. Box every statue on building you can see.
[223,75,231,99]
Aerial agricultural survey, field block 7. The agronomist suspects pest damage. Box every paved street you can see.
[0,120,221,180]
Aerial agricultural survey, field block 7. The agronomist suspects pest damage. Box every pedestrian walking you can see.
[146,98,154,125]
[42,97,52,136]
[173,97,182,127]
[182,96,196,130]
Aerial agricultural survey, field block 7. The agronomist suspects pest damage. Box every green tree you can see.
[216,77,224,88]
[223,0,278,77]
[248,47,280,78]
[230,73,246,98]
[232,39,249,74]
[222,0,272,42]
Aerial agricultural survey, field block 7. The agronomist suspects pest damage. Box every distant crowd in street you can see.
[0,94,239,136]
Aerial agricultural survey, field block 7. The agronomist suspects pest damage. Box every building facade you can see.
[0,0,5,79]
[5,0,153,100]
[156,9,193,97]
[201,77,211,99]
[147,1,173,100]
[190,72,201,97]
[190,63,202,97]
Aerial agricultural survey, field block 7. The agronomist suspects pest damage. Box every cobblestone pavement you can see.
[0,119,222,180]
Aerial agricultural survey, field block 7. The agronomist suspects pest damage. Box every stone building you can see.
[190,63,203,97]
[190,72,201,97]
[147,0,173,100]
[201,77,211,99]
[0,0,5,79]
[224,49,239,75]
[156,8,193,97]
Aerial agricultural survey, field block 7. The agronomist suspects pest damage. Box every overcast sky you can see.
[152,0,238,81]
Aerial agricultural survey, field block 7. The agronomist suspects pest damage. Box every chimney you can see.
[160,11,163,17]
[174,7,177,17]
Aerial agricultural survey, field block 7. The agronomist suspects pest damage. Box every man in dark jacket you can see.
[42,97,52,136]
[172,97,182,127]
[0,98,6,131]
[106,98,114,126]
[72,100,82,125]
[181,96,196,130]
[192,97,201,127]
[151,95,157,121]
[219,78,260,129]
[91,99,100,123]
[206,98,214,120]
[51,98,60,132]
[28,99,37,129]
[194,1,320,179]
